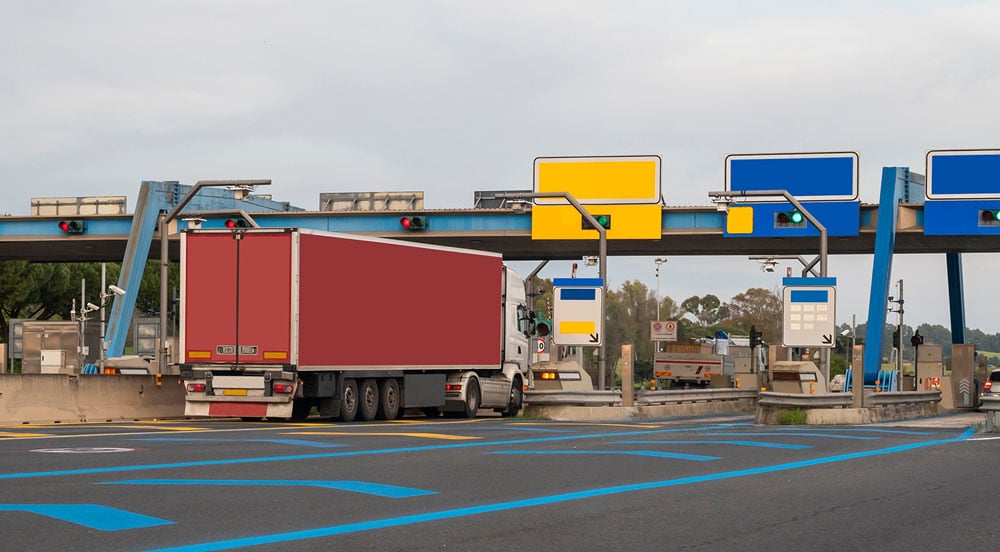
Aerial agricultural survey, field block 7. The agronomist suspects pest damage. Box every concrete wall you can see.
[0,374,185,423]
[523,399,756,422]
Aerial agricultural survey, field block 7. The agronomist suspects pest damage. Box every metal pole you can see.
[496,191,608,390]
[159,179,271,376]
[100,263,107,366]
[896,279,904,392]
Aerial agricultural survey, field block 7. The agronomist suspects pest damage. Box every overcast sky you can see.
[3,1,1000,333]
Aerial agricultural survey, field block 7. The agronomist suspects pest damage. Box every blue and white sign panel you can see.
[924,149,1000,235]
[726,152,859,201]
[723,152,861,238]
[782,277,836,348]
[926,149,1000,199]
[552,278,604,346]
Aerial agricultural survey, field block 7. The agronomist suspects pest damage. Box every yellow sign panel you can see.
[531,204,662,240]
[532,155,663,240]
[726,206,754,234]
[534,156,660,204]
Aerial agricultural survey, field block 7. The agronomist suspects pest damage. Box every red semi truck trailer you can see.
[180,228,533,421]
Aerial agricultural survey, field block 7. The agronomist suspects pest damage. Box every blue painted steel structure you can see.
[862,168,904,385]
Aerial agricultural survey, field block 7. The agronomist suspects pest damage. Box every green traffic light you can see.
[789,210,803,224]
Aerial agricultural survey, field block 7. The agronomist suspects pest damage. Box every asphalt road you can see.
[0,413,996,551]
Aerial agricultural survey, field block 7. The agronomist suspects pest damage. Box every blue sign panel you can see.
[924,199,1000,236]
[722,201,860,237]
[926,149,1000,199]
[726,152,859,201]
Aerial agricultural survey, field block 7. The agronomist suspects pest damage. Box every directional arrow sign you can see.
[100,480,436,498]
[0,504,172,531]
[552,278,604,346]
[782,277,837,348]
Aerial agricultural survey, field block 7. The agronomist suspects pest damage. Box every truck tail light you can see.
[445,384,462,391]
[273,383,295,394]
[187,383,206,392]
[538,372,557,380]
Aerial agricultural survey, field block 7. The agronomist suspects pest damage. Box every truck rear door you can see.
[183,230,295,367]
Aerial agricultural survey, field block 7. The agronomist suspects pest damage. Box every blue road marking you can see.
[0,422,749,481]
[709,432,879,440]
[134,438,346,448]
[0,504,172,531]
[100,480,435,498]
[490,450,719,461]
[615,440,811,450]
[774,427,932,435]
[147,428,974,551]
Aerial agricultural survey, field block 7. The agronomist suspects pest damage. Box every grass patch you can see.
[778,408,808,425]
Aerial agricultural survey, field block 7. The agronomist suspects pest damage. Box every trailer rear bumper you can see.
[185,396,293,418]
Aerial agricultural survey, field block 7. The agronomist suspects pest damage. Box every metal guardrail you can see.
[758,392,853,409]
[759,390,942,409]
[981,395,1000,432]
[866,391,941,406]
[524,388,756,408]
[636,389,757,406]
[524,390,621,407]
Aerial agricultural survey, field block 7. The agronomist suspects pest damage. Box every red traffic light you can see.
[225,219,250,229]
[400,216,427,231]
[58,220,86,234]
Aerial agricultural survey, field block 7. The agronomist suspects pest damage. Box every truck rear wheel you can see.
[359,378,379,421]
[378,378,401,420]
[341,379,359,422]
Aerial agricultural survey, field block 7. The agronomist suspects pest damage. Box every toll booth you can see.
[768,361,828,394]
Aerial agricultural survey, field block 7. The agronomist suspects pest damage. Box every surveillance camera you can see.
[108,285,127,296]
[840,329,851,336]
[762,261,776,272]
[86,303,100,312]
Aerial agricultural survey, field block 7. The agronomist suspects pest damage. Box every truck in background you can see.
[180,228,533,421]
[652,335,767,389]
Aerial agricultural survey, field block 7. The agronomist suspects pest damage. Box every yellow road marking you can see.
[287,431,478,441]
[511,421,662,429]
[0,432,50,438]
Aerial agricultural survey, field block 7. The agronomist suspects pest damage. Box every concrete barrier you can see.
[523,398,756,421]
[0,374,185,423]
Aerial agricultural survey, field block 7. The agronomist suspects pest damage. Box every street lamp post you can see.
[654,258,668,321]
[158,180,271,376]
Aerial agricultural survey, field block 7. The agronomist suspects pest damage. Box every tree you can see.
[606,280,657,386]
[721,287,782,342]
[681,294,722,325]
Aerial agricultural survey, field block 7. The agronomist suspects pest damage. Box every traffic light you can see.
[58,220,86,234]
[749,325,763,348]
[581,214,612,231]
[400,216,428,231]
[979,209,1000,226]
[774,210,805,228]
[535,315,552,337]
[892,328,901,348]
[224,218,250,229]
[910,330,924,347]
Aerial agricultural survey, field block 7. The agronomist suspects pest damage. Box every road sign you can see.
[726,152,859,201]
[724,152,861,238]
[924,149,1000,236]
[926,149,1000,199]
[781,277,837,348]
[650,320,677,342]
[532,155,662,240]
[552,278,604,346]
